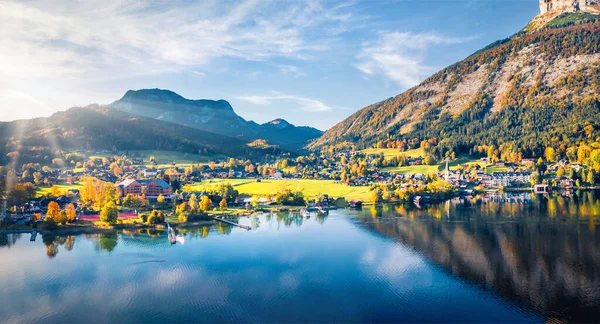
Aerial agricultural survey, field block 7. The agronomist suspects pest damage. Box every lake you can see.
[1,191,599,323]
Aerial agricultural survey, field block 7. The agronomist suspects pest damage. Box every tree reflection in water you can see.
[355,191,600,322]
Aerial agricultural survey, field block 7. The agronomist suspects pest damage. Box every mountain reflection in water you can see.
[355,190,600,322]
[0,192,598,322]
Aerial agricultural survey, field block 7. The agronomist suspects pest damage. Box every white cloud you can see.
[356,31,476,88]
[279,65,307,78]
[236,93,333,112]
[0,0,357,82]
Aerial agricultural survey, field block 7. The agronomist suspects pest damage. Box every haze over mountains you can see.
[3,1,600,164]
[112,89,323,149]
[312,3,600,158]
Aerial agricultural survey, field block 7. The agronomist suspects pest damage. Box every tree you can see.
[65,203,77,223]
[33,172,43,185]
[370,189,382,204]
[80,176,97,207]
[200,196,212,212]
[123,194,142,208]
[544,147,556,162]
[556,166,565,178]
[50,185,63,197]
[46,201,61,222]
[146,210,165,224]
[100,202,118,224]
[188,194,199,213]
[157,194,166,205]
[219,198,228,211]
[57,210,68,225]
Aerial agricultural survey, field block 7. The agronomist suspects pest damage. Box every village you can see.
[0,145,596,230]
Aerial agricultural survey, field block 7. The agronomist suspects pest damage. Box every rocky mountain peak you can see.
[539,0,600,15]
[264,118,291,128]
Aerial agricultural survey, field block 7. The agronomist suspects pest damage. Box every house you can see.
[116,179,173,198]
[484,172,531,187]
[272,171,283,179]
[534,184,551,194]
[143,169,159,178]
[521,159,535,167]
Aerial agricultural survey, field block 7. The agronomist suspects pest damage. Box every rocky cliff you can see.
[540,0,600,14]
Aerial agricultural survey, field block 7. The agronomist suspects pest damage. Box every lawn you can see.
[361,147,425,159]
[381,164,441,175]
[192,179,371,201]
[381,156,483,175]
[37,183,82,197]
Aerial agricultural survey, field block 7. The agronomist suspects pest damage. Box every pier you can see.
[214,217,251,230]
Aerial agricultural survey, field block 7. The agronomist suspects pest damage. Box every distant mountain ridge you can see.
[0,105,282,166]
[112,89,322,150]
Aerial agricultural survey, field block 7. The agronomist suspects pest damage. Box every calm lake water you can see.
[1,191,600,323]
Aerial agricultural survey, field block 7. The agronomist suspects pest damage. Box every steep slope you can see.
[0,106,280,165]
[311,13,600,158]
[112,89,322,149]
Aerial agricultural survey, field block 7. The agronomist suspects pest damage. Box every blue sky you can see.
[0,0,540,130]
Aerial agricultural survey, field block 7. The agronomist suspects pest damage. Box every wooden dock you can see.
[214,217,251,230]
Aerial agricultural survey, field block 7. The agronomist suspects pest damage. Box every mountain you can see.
[311,6,600,159]
[0,106,280,166]
[112,89,322,150]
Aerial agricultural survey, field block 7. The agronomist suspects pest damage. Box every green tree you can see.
[100,202,118,224]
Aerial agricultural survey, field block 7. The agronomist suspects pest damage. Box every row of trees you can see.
[43,202,77,228]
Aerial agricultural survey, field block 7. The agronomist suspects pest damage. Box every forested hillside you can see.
[311,15,600,164]
[0,106,280,166]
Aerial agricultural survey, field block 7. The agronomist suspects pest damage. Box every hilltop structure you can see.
[539,0,600,14]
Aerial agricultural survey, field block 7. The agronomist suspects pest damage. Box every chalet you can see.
[116,179,173,198]
[143,169,159,178]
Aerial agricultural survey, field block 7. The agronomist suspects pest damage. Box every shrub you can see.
[146,210,165,225]
[42,217,58,230]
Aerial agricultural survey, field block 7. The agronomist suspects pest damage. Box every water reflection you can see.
[0,208,542,323]
[355,190,600,322]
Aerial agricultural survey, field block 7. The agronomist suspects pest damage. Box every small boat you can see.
[166,221,177,245]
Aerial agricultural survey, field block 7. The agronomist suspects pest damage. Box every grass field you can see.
[37,183,82,196]
[381,156,484,175]
[361,147,425,158]
[192,179,371,201]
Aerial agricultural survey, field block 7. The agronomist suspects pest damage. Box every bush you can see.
[146,210,165,225]
[42,217,58,230]
[138,213,148,223]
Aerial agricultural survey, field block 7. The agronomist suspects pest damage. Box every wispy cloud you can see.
[356,31,476,88]
[279,65,307,78]
[236,93,334,112]
[0,0,358,81]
